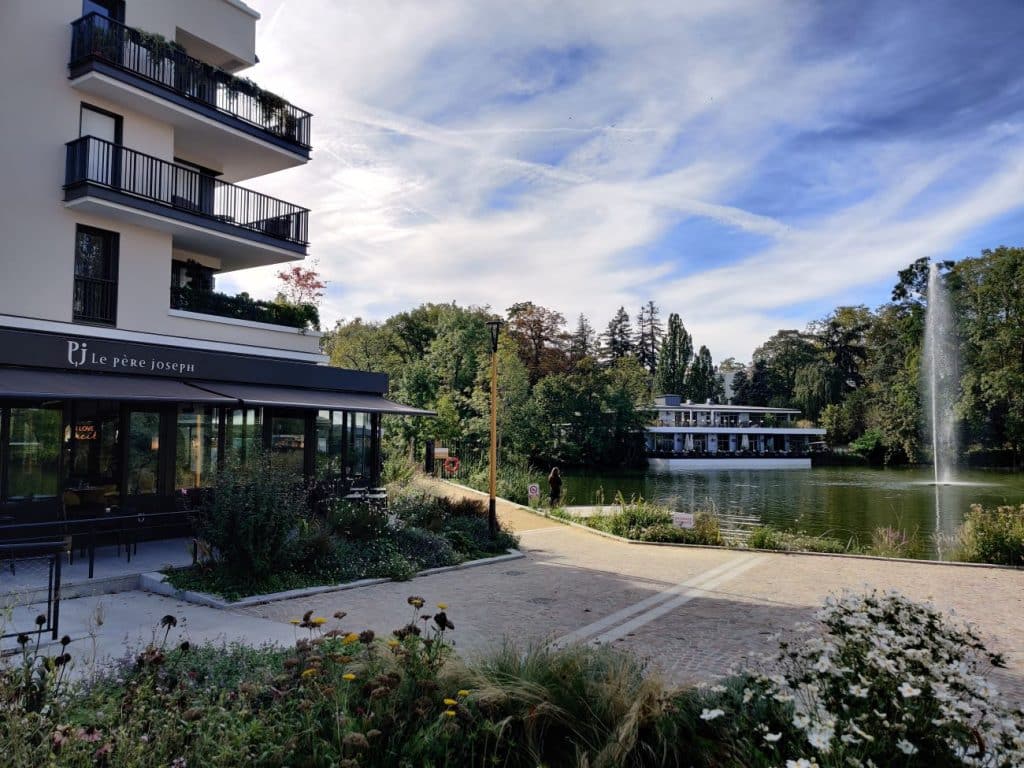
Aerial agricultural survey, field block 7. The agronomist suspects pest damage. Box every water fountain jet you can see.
[923,262,958,485]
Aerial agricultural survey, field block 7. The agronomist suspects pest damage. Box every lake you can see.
[560,466,1024,559]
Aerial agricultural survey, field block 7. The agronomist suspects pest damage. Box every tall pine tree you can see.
[634,300,663,375]
[655,313,692,395]
[686,345,717,402]
[601,306,633,363]
[569,313,596,363]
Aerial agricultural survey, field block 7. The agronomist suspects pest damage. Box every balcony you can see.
[68,13,311,180]
[170,286,319,331]
[64,136,309,270]
[73,276,117,326]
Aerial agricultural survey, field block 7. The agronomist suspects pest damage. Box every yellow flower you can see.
[387,639,400,647]
[437,603,448,610]
[443,698,458,706]
[301,668,318,679]
[342,673,356,681]
[288,619,301,625]
[444,710,457,718]
[457,690,470,697]
[342,632,360,645]
[311,617,328,626]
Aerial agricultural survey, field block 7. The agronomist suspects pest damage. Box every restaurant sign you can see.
[0,327,388,393]
[66,340,197,374]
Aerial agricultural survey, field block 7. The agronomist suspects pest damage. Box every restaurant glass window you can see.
[127,411,161,496]
[5,407,62,500]
[315,410,345,478]
[176,405,220,489]
[269,411,305,473]
[226,408,262,462]
[346,412,371,482]
[63,401,120,507]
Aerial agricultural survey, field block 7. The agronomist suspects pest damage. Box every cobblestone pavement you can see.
[237,483,1024,703]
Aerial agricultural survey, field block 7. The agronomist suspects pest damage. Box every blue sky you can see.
[225,0,1024,360]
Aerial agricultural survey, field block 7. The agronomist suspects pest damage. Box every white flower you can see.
[742,687,754,704]
[764,732,782,743]
[896,739,918,755]
[793,712,811,730]
[848,684,869,698]
[699,708,725,721]
[898,682,922,698]
[708,684,727,693]
[786,760,819,768]
[807,724,834,752]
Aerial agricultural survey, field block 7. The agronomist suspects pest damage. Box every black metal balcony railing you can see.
[65,136,310,246]
[73,276,117,325]
[69,12,311,150]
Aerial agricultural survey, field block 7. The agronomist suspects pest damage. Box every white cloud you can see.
[220,0,1024,360]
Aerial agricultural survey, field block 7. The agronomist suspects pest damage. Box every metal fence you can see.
[0,541,64,642]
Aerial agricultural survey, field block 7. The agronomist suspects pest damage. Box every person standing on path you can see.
[548,467,562,507]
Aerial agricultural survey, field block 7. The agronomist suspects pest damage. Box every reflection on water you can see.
[561,466,1024,559]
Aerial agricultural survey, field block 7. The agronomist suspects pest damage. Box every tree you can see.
[953,247,1024,458]
[569,313,596,363]
[634,300,663,375]
[601,306,633,363]
[686,345,717,402]
[276,262,326,306]
[506,301,568,383]
[655,313,692,396]
[732,360,771,406]
[753,330,821,406]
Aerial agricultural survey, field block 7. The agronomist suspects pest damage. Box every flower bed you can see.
[551,497,725,545]
[2,591,1020,767]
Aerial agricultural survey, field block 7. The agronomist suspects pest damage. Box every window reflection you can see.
[127,411,161,495]
[6,407,61,500]
[176,405,220,488]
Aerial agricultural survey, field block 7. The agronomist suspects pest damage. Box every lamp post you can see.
[485,319,503,540]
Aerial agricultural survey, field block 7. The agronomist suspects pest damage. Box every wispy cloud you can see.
[223,0,1024,360]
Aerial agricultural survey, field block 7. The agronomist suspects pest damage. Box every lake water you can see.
[561,466,1024,559]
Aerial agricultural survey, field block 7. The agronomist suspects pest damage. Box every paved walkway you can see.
[7,481,1023,703]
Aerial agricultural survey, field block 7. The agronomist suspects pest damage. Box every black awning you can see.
[0,368,235,403]
[190,381,434,416]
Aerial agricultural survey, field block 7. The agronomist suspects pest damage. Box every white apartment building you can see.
[0,1,427,540]
[645,395,826,469]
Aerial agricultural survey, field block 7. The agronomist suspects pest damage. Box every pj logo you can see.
[67,340,88,367]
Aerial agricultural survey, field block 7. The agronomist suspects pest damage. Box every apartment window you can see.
[73,225,119,325]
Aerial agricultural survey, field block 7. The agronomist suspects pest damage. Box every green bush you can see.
[394,527,460,570]
[747,526,854,554]
[441,516,518,557]
[191,447,309,582]
[953,503,1024,565]
[328,500,392,540]
[635,514,724,546]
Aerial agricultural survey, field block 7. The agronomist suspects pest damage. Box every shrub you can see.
[747,525,854,554]
[740,589,1023,766]
[953,503,1024,566]
[328,499,393,540]
[191,446,309,581]
[868,525,919,558]
[394,527,460,570]
[441,516,518,557]
[636,514,723,546]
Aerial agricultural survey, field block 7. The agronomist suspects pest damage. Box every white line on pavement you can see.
[591,555,767,645]
[552,555,756,647]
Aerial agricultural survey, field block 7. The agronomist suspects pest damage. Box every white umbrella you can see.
[684,433,694,451]
[741,434,750,451]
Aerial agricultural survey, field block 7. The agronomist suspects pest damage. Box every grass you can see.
[551,496,724,546]
[746,526,859,554]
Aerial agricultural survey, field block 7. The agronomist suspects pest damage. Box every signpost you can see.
[672,512,695,529]
[527,483,540,505]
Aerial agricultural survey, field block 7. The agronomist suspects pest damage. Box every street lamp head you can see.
[486,319,503,353]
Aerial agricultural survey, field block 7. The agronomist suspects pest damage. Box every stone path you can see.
[240,481,1024,702]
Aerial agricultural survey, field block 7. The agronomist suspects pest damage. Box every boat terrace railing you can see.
[70,12,311,149]
[66,136,309,246]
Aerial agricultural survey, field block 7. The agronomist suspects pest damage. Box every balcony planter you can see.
[170,286,319,331]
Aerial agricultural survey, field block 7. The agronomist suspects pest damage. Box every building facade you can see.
[645,395,826,469]
[0,0,426,540]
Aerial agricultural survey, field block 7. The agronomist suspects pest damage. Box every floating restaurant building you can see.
[644,395,826,469]
[0,0,427,540]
